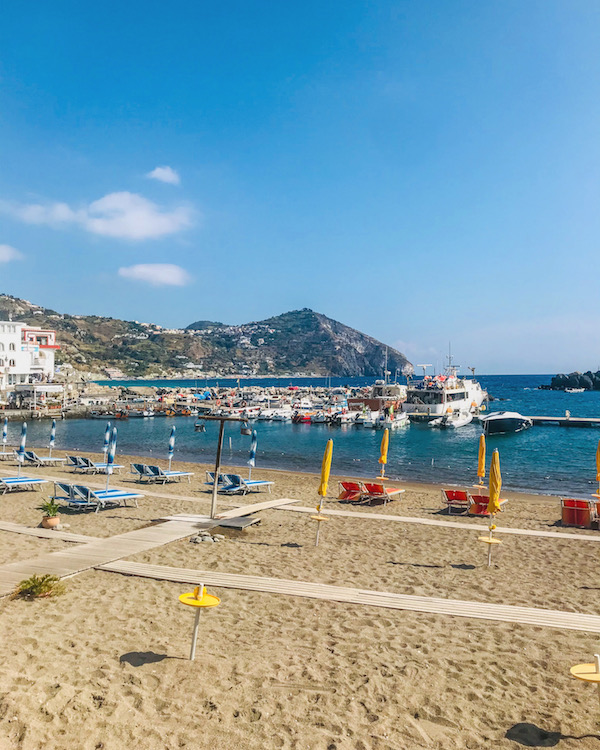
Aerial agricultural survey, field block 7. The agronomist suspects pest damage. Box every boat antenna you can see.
[384,347,388,384]
[417,364,433,378]
[468,367,476,377]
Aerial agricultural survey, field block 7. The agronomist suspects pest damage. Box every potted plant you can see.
[38,499,61,529]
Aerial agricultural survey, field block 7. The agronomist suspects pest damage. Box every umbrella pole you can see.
[190,608,201,661]
[169,455,172,471]
[315,520,321,547]
[487,522,494,567]
[210,420,225,519]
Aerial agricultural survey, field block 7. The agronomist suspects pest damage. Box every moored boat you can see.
[480,411,532,435]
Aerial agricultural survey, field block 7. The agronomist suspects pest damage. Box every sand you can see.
[1,449,600,749]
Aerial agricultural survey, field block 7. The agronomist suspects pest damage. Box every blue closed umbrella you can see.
[1,417,7,453]
[102,421,112,458]
[247,429,257,480]
[105,427,117,490]
[49,419,56,458]
[17,422,27,476]
[168,426,176,470]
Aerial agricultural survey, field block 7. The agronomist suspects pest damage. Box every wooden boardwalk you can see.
[0,520,202,597]
[98,560,600,634]
[0,520,97,544]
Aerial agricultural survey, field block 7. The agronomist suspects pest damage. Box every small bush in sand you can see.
[13,574,66,600]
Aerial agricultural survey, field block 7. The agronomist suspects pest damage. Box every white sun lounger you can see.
[22,450,66,467]
[0,476,48,494]
[146,465,193,484]
[219,474,273,495]
[71,484,143,512]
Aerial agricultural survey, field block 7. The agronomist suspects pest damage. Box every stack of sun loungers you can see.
[441,488,508,516]
[52,482,143,512]
[65,455,123,474]
[130,463,193,484]
[560,498,598,528]
[0,476,48,494]
[205,471,273,495]
[338,480,405,505]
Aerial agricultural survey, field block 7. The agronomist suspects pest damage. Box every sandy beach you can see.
[1,450,600,749]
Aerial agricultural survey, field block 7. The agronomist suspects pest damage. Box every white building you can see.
[0,321,60,392]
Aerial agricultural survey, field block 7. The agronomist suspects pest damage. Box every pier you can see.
[528,415,600,428]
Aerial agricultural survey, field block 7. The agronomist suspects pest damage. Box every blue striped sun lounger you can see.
[0,476,49,494]
[71,485,143,512]
[23,450,66,467]
[219,474,273,495]
[146,465,193,484]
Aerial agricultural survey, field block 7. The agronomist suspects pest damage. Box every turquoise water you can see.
[7,375,600,496]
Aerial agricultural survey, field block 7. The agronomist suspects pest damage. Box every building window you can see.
[9,359,15,367]
[9,343,15,351]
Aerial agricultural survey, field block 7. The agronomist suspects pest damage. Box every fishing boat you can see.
[480,411,532,435]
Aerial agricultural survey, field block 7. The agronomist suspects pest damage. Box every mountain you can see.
[0,295,412,378]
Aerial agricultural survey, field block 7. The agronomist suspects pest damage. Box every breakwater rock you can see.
[542,371,600,391]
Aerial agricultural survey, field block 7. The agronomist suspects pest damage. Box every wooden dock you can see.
[528,415,600,428]
[98,560,600,634]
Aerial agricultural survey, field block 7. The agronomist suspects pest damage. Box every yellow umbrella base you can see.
[571,664,600,683]
[477,537,502,545]
[311,515,329,522]
[179,592,221,608]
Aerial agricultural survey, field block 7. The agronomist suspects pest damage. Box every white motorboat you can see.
[565,388,585,393]
[480,411,532,435]
[428,411,473,429]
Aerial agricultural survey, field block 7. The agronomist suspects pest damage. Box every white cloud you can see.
[146,166,181,185]
[0,191,193,241]
[0,244,24,263]
[118,263,192,287]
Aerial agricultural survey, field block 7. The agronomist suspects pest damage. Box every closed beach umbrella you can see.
[102,421,112,458]
[487,449,502,516]
[17,421,27,476]
[379,428,389,479]
[247,429,257,479]
[2,417,7,451]
[105,427,117,490]
[596,439,600,494]
[317,439,333,508]
[49,419,56,457]
[168,425,176,470]
[477,434,486,485]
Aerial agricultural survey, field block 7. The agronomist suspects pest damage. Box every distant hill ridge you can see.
[0,294,411,378]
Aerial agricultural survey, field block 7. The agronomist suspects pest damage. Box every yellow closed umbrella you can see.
[488,449,502,515]
[317,438,333,503]
[596,440,600,495]
[314,439,333,546]
[477,434,486,486]
[379,428,389,479]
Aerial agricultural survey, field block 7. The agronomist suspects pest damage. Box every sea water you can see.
[8,374,600,497]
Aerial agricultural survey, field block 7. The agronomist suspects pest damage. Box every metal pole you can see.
[210,419,225,519]
[190,608,201,661]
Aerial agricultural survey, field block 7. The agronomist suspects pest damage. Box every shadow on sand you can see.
[506,722,600,746]
[120,651,182,667]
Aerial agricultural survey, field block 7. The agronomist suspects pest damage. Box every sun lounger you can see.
[130,463,156,482]
[22,450,66,467]
[441,489,471,514]
[0,450,13,461]
[205,471,229,487]
[67,455,123,474]
[561,498,595,528]
[467,493,508,516]
[146,465,193,484]
[219,474,273,495]
[52,482,101,511]
[71,484,143,512]
[338,481,365,502]
[362,482,405,505]
[0,476,48,494]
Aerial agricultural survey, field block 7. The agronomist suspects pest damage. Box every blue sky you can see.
[1,1,599,374]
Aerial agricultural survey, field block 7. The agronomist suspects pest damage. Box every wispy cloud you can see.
[1,191,193,241]
[146,166,181,185]
[118,263,192,287]
[0,244,24,263]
